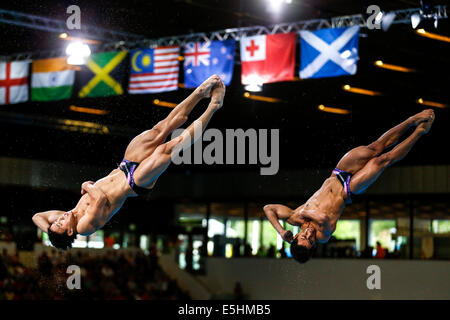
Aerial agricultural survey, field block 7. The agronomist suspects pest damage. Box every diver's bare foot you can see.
[209,78,225,110]
[410,109,435,126]
[195,74,221,99]
[417,116,434,135]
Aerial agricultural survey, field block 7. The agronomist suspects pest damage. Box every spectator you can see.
[267,245,276,258]
[0,249,190,300]
[375,241,386,259]
[244,244,252,257]
[256,245,266,257]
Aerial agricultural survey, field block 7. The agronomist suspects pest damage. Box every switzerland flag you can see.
[240,32,296,85]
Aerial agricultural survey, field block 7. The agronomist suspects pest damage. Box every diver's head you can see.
[48,211,77,250]
[290,223,317,263]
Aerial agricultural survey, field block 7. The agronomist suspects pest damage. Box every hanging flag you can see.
[0,61,29,105]
[78,51,127,98]
[31,57,75,101]
[128,46,179,94]
[184,39,235,88]
[299,26,359,79]
[240,33,295,85]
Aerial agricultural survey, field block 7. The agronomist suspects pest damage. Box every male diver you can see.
[264,109,435,263]
[32,75,226,250]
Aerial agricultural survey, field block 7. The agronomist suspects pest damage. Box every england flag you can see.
[0,61,29,105]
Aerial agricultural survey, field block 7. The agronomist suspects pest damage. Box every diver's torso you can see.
[303,175,347,236]
[73,169,132,232]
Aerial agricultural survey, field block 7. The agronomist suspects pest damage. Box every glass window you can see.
[87,230,104,249]
[369,219,396,254]
[414,200,437,259]
[176,203,207,230]
[140,235,149,251]
[72,234,88,248]
[368,200,410,259]
[208,218,225,238]
[261,220,278,257]
[226,219,245,239]
[333,220,361,251]
[433,220,450,234]
[247,219,260,255]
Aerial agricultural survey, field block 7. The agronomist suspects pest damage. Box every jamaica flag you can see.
[77,51,128,98]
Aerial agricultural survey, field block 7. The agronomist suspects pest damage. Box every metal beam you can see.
[0,9,145,42]
[0,6,447,62]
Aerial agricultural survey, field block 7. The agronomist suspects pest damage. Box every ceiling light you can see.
[415,29,450,43]
[318,104,351,115]
[243,92,283,103]
[416,98,448,109]
[69,105,109,115]
[374,60,416,73]
[66,42,91,65]
[153,99,177,108]
[342,85,382,96]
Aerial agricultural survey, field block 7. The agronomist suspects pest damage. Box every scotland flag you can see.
[299,26,359,79]
[184,39,235,88]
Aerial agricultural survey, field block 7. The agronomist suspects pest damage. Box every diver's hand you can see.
[282,230,294,243]
[81,181,95,195]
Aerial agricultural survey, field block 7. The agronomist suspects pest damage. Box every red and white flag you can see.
[0,61,29,105]
[240,32,296,85]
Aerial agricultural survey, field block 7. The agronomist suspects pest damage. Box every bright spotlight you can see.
[243,74,264,92]
[268,0,283,13]
[411,0,439,30]
[267,0,291,14]
[66,42,91,65]
[411,13,421,29]
[244,84,263,92]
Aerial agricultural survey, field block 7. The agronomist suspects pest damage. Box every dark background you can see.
[0,1,449,245]
[0,0,448,171]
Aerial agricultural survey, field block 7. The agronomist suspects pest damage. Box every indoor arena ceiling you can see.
[0,0,449,172]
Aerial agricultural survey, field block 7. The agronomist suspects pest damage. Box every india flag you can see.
[31,57,75,101]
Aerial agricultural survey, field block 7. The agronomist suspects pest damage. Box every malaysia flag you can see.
[128,46,179,94]
[240,32,296,85]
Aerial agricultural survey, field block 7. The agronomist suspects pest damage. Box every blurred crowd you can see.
[0,247,190,300]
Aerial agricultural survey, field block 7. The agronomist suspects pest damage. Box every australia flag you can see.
[183,39,235,88]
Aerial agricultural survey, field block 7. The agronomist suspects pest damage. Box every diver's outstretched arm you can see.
[263,204,295,243]
[32,210,64,233]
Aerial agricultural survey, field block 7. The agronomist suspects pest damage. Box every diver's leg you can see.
[150,74,221,138]
[133,80,225,188]
[350,118,434,194]
[335,109,434,174]
[123,75,222,162]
